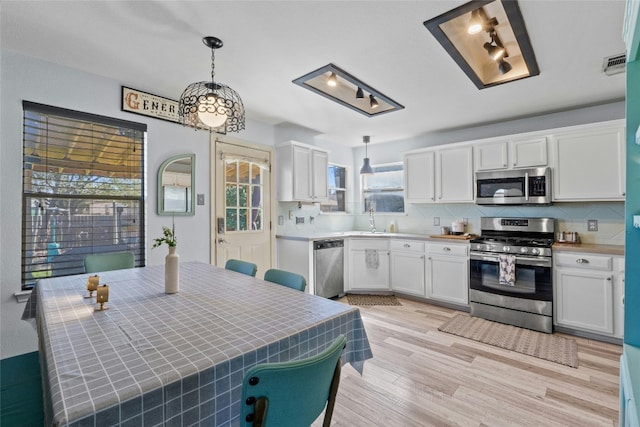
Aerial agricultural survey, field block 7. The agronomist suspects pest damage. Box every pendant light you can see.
[178,36,245,133]
[360,135,374,175]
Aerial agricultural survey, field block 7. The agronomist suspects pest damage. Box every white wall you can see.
[0,50,276,358]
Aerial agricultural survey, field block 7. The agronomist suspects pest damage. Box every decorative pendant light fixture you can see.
[360,136,374,175]
[178,36,245,134]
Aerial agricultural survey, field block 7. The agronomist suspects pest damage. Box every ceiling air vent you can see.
[602,53,626,76]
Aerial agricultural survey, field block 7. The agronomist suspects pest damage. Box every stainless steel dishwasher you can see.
[314,239,344,298]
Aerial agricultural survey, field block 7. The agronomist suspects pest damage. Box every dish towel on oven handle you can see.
[499,254,516,286]
[365,249,379,269]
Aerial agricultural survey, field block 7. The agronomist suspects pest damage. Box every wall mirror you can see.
[157,154,195,216]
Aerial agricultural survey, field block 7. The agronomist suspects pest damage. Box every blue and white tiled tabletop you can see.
[28,261,372,426]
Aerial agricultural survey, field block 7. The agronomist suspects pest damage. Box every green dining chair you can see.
[263,269,307,292]
[240,335,346,427]
[225,259,258,277]
[84,252,135,273]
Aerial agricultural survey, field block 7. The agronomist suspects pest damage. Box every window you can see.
[22,102,146,288]
[225,159,264,231]
[320,164,347,213]
[363,163,404,213]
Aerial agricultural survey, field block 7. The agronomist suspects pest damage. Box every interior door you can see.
[213,140,273,277]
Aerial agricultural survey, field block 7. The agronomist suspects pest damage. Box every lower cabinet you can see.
[553,252,624,338]
[427,242,469,305]
[390,240,426,296]
[348,238,390,291]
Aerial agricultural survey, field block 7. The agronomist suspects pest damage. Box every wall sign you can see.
[121,86,180,124]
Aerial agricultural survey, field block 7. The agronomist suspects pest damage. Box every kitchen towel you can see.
[499,254,516,286]
[365,249,379,269]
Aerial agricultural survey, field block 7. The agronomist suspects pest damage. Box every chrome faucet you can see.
[369,207,376,233]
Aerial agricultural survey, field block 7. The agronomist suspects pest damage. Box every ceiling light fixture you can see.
[424,0,539,89]
[293,63,404,117]
[178,36,245,133]
[369,95,379,109]
[327,73,338,87]
[467,10,484,34]
[498,59,512,75]
[360,136,374,175]
[484,31,506,61]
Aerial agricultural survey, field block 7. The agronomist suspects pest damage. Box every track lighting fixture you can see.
[327,72,338,87]
[360,135,374,175]
[467,9,483,34]
[484,31,506,61]
[293,63,404,116]
[424,1,539,89]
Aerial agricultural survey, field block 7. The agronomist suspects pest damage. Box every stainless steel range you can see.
[469,217,555,333]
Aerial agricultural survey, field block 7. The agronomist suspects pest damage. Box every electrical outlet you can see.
[309,216,315,224]
[433,217,440,226]
[296,216,304,224]
[197,194,205,205]
[587,219,598,231]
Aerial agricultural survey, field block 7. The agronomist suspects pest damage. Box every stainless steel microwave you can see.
[475,167,551,205]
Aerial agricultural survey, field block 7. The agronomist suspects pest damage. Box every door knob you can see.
[218,238,229,244]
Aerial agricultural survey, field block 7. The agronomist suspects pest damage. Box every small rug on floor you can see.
[346,294,402,306]
[438,314,579,368]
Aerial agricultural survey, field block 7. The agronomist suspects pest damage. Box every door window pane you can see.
[224,159,264,232]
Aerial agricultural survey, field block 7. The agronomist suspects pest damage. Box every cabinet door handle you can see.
[403,243,410,248]
[607,277,612,281]
[443,247,451,252]
[576,258,589,264]
[420,255,425,259]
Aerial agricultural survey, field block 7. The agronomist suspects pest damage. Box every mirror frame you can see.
[157,154,196,216]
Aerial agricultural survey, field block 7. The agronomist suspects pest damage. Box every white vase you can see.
[165,246,179,294]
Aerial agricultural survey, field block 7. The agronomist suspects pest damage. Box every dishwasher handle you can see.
[315,239,344,250]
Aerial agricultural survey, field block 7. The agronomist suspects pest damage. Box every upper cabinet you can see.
[405,146,473,203]
[551,123,626,201]
[475,137,547,171]
[277,141,328,202]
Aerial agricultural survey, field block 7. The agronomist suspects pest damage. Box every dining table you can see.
[22,261,373,427]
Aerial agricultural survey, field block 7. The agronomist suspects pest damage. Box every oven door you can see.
[470,252,552,301]
[475,176,526,205]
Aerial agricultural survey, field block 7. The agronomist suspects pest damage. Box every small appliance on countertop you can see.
[451,220,465,235]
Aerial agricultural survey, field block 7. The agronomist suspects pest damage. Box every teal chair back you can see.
[84,252,135,273]
[263,269,307,292]
[225,259,258,277]
[240,335,346,427]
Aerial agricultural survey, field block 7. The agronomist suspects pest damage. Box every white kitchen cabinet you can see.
[552,124,625,201]
[277,141,328,202]
[475,137,547,171]
[554,252,624,338]
[510,137,548,168]
[404,151,435,202]
[404,146,473,203]
[390,240,425,297]
[475,142,508,171]
[427,242,469,305]
[348,238,390,291]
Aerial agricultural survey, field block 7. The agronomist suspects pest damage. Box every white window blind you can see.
[22,101,146,287]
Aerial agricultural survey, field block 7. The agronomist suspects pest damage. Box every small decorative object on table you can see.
[153,224,179,294]
[95,284,109,311]
[85,275,99,298]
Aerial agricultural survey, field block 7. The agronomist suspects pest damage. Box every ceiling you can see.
[0,1,627,146]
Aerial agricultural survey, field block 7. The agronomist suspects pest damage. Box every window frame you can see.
[320,162,349,214]
[21,101,146,289]
[362,162,405,214]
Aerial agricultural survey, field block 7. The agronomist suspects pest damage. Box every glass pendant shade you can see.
[197,93,228,128]
[360,157,374,175]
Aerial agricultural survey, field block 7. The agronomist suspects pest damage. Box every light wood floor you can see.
[313,297,622,427]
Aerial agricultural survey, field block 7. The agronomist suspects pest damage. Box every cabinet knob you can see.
[443,247,451,252]
[607,277,612,281]
[513,163,516,166]
[576,258,589,264]
[403,243,410,248]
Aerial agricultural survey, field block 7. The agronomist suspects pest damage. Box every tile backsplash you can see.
[277,201,625,245]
